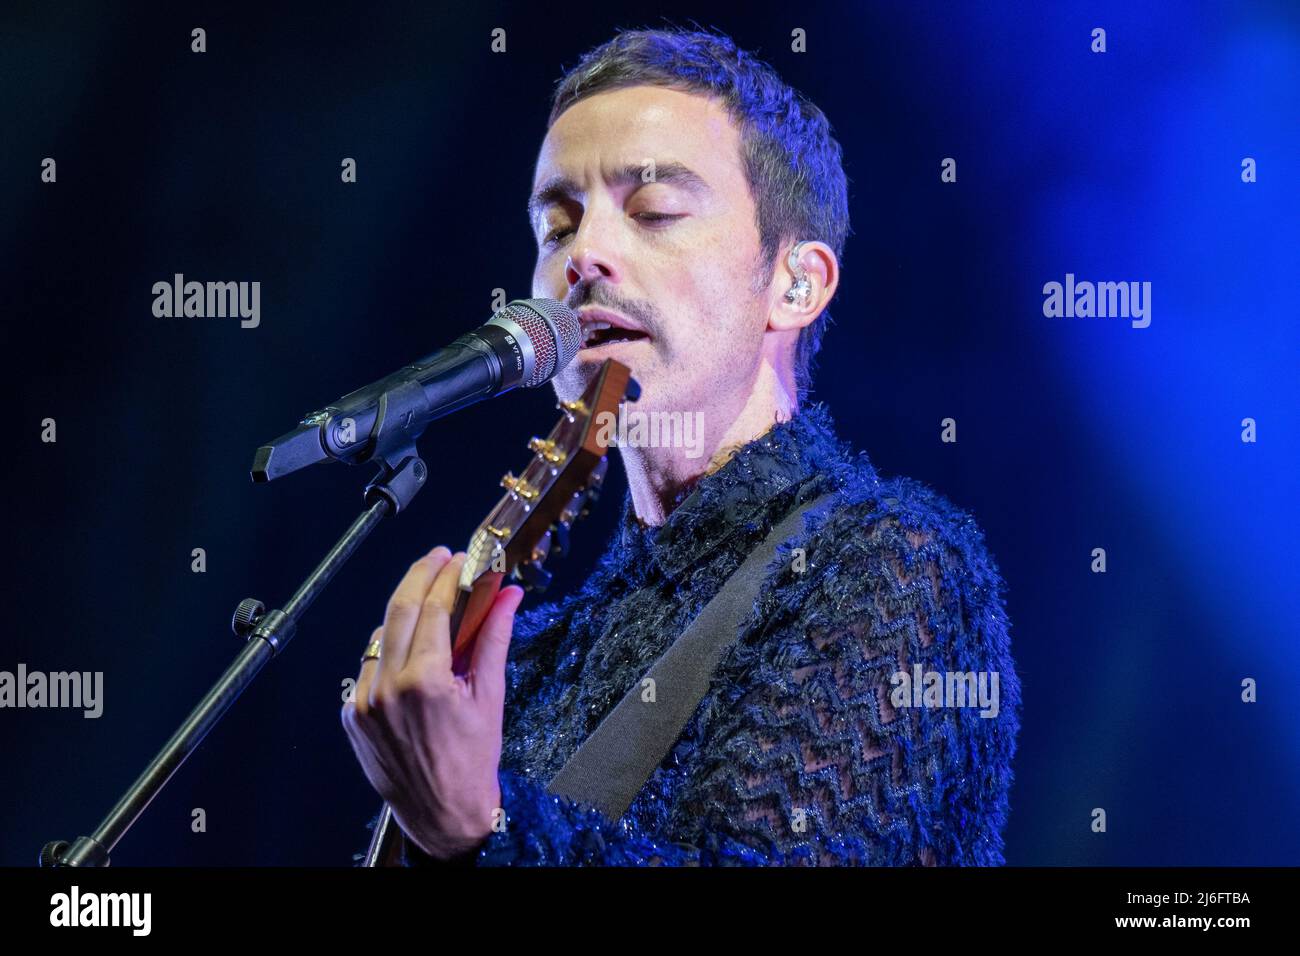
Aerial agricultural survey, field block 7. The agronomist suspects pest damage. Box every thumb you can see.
[470,584,524,703]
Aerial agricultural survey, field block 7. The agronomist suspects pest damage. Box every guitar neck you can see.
[448,572,504,676]
[361,357,632,867]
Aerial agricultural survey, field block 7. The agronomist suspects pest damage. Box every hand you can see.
[341,546,524,860]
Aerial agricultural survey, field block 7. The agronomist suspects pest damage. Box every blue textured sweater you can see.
[368,403,1020,866]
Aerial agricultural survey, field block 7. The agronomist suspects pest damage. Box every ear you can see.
[767,240,839,334]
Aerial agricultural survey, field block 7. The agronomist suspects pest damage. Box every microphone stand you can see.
[38,446,429,867]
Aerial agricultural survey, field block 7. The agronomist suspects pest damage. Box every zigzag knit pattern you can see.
[369,403,1021,866]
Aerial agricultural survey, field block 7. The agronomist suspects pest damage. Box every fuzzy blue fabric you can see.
[368,403,1020,866]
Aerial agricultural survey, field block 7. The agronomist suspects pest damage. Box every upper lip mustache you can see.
[577,307,649,339]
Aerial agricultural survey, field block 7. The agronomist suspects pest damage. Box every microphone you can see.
[250,298,582,482]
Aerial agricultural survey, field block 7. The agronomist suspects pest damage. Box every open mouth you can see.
[580,323,651,349]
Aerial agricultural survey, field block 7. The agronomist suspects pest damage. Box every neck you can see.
[621,360,798,527]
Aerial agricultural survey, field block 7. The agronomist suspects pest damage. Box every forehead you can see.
[533,85,747,195]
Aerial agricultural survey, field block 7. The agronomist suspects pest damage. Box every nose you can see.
[566,255,609,289]
[564,218,621,290]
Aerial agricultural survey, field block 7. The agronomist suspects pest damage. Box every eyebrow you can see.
[527,161,711,227]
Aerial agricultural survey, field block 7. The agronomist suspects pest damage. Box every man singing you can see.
[342,26,1021,866]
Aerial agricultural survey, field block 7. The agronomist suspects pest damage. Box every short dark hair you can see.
[547,26,852,403]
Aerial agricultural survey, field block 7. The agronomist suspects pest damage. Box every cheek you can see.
[686,229,759,304]
[531,257,565,299]
[663,257,759,345]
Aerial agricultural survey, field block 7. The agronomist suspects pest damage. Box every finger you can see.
[403,552,467,689]
[345,625,384,722]
[469,584,523,705]
[376,546,452,693]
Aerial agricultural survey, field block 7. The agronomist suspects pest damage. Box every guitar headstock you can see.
[458,358,636,599]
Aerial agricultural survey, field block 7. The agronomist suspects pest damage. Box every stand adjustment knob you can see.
[232,598,266,638]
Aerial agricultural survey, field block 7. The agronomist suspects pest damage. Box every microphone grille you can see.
[501,299,581,387]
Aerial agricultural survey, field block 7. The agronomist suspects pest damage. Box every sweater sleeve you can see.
[677,483,1021,867]
[404,771,711,866]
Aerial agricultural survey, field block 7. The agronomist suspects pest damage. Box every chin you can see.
[551,361,600,404]
[555,343,653,400]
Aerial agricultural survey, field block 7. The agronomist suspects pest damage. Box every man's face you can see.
[529,85,772,415]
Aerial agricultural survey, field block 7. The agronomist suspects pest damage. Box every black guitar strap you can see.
[545,488,839,822]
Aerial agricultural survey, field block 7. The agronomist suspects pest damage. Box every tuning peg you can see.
[579,457,610,515]
[531,529,553,563]
[550,520,570,558]
[501,473,539,501]
[625,376,642,402]
[513,560,553,593]
[559,490,585,525]
[528,437,566,465]
[557,399,588,423]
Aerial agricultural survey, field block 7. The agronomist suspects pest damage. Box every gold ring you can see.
[361,638,382,663]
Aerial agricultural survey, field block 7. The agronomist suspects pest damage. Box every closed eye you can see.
[542,212,685,248]
[633,212,682,225]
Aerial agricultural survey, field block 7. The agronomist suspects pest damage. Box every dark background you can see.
[3,1,1297,865]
